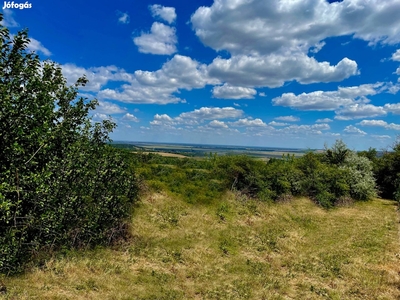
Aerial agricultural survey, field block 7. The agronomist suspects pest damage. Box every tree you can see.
[374,138,400,201]
[324,139,350,165]
[0,15,138,274]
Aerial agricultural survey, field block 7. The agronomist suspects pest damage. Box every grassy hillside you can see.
[1,192,399,299]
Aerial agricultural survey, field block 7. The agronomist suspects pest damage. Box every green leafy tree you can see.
[0,15,138,274]
[374,139,400,201]
[324,139,350,165]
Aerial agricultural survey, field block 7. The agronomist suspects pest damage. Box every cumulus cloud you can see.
[122,113,139,122]
[189,0,400,89]
[64,55,216,104]
[191,0,400,56]
[92,113,110,121]
[209,120,228,129]
[275,116,300,122]
[116,11,130,24]
[230,118,267,127]
[392,49,400,61]
[384,103,400,114]
[95,100,126,114]
[212,84,257,99]
[272,83,384,111]
[335,104,387,120]
[277,124,330,136]
[135,55,216,89]
[133,22,177,55]
[268,121,288,127]
[343,125,367,135]
[316,118,333,123]
[178,107,243,121]
[149,107,244,127]
[149,4,176,24]
[357,119,400,130]
[310,41,326,54]
[62,64,133,92]
[207,54,358,88]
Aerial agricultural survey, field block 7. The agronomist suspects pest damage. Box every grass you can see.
[1,192,399,299]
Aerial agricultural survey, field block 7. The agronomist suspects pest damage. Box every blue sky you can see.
[2,0,400,150]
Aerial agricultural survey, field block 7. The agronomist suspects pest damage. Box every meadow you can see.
[1,192,399,299]
[2,147,400,299]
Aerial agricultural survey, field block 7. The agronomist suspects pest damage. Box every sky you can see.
[1,0,400,150]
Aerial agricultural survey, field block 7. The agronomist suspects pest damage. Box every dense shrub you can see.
[0,19,138,274]
[374,141,400,201]
[343,152,377,201]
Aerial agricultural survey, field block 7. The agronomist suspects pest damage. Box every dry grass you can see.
[1,193,399,299]
[133,151,188,158]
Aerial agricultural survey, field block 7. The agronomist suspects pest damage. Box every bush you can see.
[0,18,138,274]
[343,152,377,200]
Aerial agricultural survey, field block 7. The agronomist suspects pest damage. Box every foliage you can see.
[324,139,350,165]
[0,16,138,274]
[342,152,377,201]
[134,139,379,208]
[373,139,400,201]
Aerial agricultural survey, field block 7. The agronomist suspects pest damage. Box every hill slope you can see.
[1,193,399,299]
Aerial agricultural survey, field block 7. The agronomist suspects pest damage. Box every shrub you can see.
[0,18,138,274]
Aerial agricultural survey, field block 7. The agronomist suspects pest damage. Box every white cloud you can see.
[62,62,195,105]
[190,0,400,90]
[133,22,177,55]
[335,104,387,120]
[135,55,216,89]
[149,4,176,24]
[10,34,51,56]
[268,121,288,127]
[98,55,217,104]
[275,115,300,122]
[310,41,326,54]
[26,37,52,56]
[230,118,267,127]
[371,135,391,139]
[96,100,126,114]
[384,103,400,114]
[357,119,400,130]
[209,120,228,129]
[191,0,400,56]
[62,64,133,92]
[0,9,19,27]
[178,107,243,121]
[122,113,139,122]
[207,54,358,88]
[343,125,367,135]
[392,49,400,61]
[272,83,383,111]
[92,113,110,121]
[149,107,244,127]
[233,103,240,107]
[212,84,257,99]
[116,11,130,24]
[259,92,266,97]
[316,118,333,123]
[277,124,330,136]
